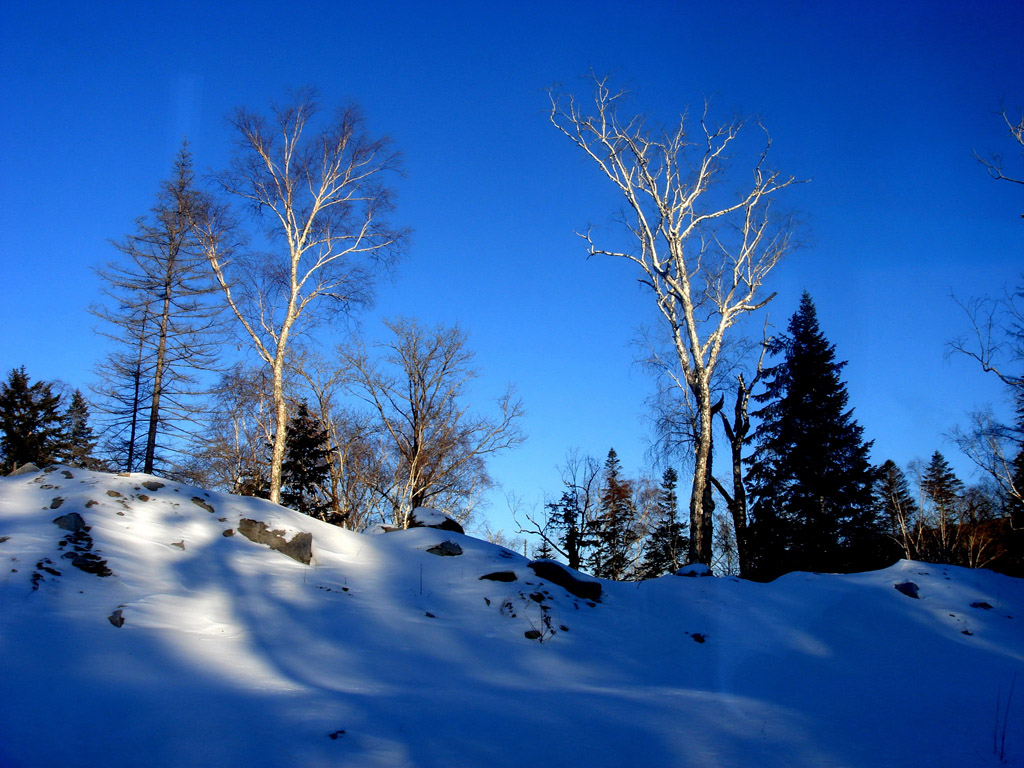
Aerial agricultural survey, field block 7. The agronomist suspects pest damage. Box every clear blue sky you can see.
[2,0,1022,535]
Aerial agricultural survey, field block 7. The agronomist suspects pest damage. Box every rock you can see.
[53,512,88,533]
[894,581,920,599]
[222,529,235,537]
[524,629,543,640]
[69,552,113,577]
[171,540,186,550]
[970,601,994,610]
[8,462,39,476]
[527,560,602,601]
[425,540,463,557]
[479,571,517,582]
[141,480,164,491]
[191,497,215,514]
[238,518,314,565]
[675,563,714,577]
[407,507,465,534]
[108,609,125,628]
[49,497,65,509]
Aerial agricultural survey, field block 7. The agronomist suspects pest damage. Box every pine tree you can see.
[637,467,689,579]
[0,367,66,473]
[60,390,99,469]
[280,401,331,520]
[588,449,638,580]
[746,293,879,580]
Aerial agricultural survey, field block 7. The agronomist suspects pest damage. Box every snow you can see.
[1,465,1022,767]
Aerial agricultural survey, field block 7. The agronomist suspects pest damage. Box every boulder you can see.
[425,540,463,557]
[407,507,464,535]
[7,462,39,477]
[53,512,88,533]
[894,581,920,599]
[479,571,517,582]
[238,518,314,565]
[527,560,602,602]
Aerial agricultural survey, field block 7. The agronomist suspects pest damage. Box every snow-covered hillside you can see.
[1,465,1022,768]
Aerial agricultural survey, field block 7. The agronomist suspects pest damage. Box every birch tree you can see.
[550,75,800,565]
[198,91,408,504]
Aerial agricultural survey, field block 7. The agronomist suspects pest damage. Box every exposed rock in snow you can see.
[7,462,39,476]
[425,540,463,557]
[237,518,314,565]
[527,559,602,601]
[894,581,921,599]
[407,506,464,534]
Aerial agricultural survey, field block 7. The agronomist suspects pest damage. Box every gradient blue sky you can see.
[2,1,1022,533]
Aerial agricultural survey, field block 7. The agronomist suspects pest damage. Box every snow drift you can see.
[1,465,1022,767]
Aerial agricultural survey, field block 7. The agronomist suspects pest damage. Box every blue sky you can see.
[2,0,1022,534]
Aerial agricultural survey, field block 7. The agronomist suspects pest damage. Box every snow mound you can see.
[1,466,1022,768]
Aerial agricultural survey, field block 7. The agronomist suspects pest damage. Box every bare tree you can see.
[92,142,222,474]
[974,107,1024,214]
[516,449,602,571]
[550,75,800,564]
[342,317,525,527]
[197,90,408,504]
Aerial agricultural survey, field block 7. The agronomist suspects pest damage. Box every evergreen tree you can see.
[874,460,919,558]
[637,467,689,579]
[918,451,965,563]
[0,367,66,473]
[60,390,100,469]
[280,401,331,520]
[588,448,638,580]
[746,293,880,580]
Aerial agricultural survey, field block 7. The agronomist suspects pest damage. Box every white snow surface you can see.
[1,466,1022,768]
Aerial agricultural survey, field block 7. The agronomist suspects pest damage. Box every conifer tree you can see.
[637,467,688,579]
[588,449,638,580]
[0,367,66,473]
[874,459,919,559]
[280,401,331,521]
[746,293,879,580]
[92,142,221,475]
[919,451,965,563]
[60,390,99,469]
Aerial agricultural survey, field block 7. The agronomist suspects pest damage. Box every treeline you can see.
[2,81,1021,582]
[521,293,1023,581]
[2,90,524,534]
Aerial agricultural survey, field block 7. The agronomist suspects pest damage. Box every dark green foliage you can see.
[637,467,688,579]
[0,367,67,473]
[280,401,331,520]
[60,390,100,469]
[746,293,881,580]
[588,449,638,580]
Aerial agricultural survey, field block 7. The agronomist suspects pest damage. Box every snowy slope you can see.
[1,465,1022,768]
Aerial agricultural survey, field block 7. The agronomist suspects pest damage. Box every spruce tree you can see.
[60,390,99,469]
[746,293,879,580]
[637,467,689,579]
[280,401,331,520]
[588,449,637,580]
[0,367,66,473]
[874,460,919,558]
